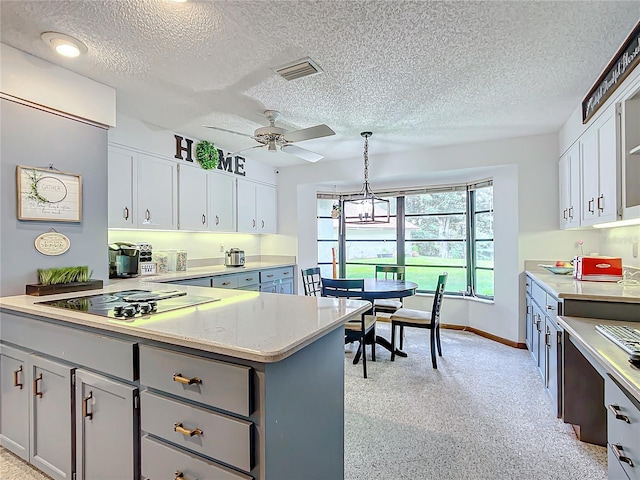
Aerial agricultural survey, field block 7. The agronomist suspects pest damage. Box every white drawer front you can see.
[142,435,252,480]
[141,391,253,473]
[139,344,252,417]
[212,275,239,289]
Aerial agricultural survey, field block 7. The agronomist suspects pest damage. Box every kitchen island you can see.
[0,282,370,480]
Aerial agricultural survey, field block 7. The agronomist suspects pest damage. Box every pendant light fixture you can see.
[343,132,390,224]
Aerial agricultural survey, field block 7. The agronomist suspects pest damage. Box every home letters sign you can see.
[174,135,246,176]
[582,21,640,123]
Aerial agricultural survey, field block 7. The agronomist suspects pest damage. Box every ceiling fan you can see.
[203,110,335,162]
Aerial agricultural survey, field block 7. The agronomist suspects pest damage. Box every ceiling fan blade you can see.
[281,144,324,162]
[202,125,254,138]
[230,145,266,156]
[283,124,335,143]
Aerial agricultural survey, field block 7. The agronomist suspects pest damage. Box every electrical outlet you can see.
[220,244,225,253]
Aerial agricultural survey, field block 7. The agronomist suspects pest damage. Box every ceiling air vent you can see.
[275,57,323,81]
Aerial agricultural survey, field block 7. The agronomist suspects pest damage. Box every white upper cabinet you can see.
[621,86,640,219]
[209,173,236,232]
[107,146,135,228]
[256,183,276,233]
[178,163,209,231]
[580,104,620,226]
[137,153,178,229]
[559,142,580,229]
[237,178,258,232]
[237,178,276,234]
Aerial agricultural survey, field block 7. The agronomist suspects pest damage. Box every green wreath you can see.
[195,141,220,170]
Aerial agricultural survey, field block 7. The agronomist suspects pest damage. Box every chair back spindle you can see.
[375,265,405,281]
[301,267,322,296]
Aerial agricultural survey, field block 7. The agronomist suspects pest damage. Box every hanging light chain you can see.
[363,134,369,186]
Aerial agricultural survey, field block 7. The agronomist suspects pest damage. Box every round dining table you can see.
[359,278,418,359]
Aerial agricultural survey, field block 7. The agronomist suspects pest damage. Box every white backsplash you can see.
[108,230,263,261]
[598,225,640,268]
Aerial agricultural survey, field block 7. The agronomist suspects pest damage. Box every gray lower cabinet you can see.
[75,369,138,480]
[169,266,296,295]
[0,344,30,461]
[0,345,74,480]
[525,295,532,350]
[605,374,640,480]
[30,355,74,480]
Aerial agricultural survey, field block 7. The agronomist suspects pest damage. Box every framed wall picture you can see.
[16,166,83,222]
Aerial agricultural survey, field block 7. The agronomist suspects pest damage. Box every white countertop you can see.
[526,270,640,304]
[114,260,295,284]
[0,280,370,363]
[558,315,640,402]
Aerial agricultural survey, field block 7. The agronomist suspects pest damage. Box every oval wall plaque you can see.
[34,232,70,256]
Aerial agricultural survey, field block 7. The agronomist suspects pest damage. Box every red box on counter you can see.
[573,256,623,282]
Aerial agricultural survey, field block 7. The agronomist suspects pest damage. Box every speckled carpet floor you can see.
[1,325,606,480]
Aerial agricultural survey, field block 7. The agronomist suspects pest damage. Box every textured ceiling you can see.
[1,1,639,167]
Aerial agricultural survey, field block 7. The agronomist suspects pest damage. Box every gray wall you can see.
[1,99,108,296]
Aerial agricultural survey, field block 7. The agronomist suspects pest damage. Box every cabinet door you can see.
[236,178,257,232]
[545,317,562,418]
[75,369,138,480]
[178,163,209,231]
[210,173,236,232]
[137,154,178,229]
[278,278,294,295]
[0,344,30,461]
[596,110,619,223]
[256,183,276,233]
[107,146,135,228]
[581,127,599,225]
[568,146,581,227]
[525,295,532,351]
[30,355,74,480]
[559,152,571,228]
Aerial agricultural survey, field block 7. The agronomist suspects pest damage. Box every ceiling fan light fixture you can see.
[343,132,390,224]
[41,32,87,58]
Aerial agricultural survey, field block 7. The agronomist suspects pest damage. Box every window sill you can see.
[415,293,494,305]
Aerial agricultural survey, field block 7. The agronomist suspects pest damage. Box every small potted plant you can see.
[26,266,102,296]
[331,203,341,219]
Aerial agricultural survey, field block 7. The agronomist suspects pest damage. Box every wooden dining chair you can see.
[390,273,447,369]
[301,267,322,296]
[321,278,375,378]
[373,265,406,315]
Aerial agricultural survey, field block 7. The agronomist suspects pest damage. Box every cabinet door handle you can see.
[526,305,531,314]
[83,391,93,419]
[588,198,594,213]
[175,472,184,480]
[215,215,220,225]
[174,422,203,437]
[252,219,256,228]
[262,220,265,228]
[124,206,129,220]
[568,206,574,219]
[563,209,568,220]
[145,209,151,221]
[612,444,634,466]
[545,332,550,347]
[13,365,23,389]
[597,194,604,211]
[202,214,206,225]
[608,404,631,423]
[172,373,202,385]
[33,373,43,398]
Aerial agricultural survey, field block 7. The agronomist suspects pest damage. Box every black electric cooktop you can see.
[38,289,219,320]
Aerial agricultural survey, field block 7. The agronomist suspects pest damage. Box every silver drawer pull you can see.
[266,274,274,278]
[245,278,254,282]
[612,443,634,466]
[608,404,631,423]
[221,281,231,286]
[13,365,23,389]
[172,373,202,385]
[174,422,203,437]
[83,391,93,419]
[546,305,555,310]
[33,373,43,398]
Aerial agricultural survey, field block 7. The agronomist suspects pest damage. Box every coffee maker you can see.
[108,242,140,278]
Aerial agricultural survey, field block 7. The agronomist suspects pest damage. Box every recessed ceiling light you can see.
[40,32,87,58]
